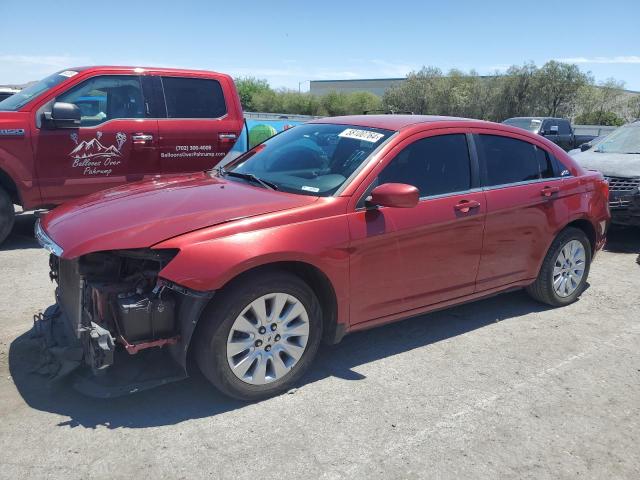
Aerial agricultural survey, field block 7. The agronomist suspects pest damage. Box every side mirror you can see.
[368,183,419,209]
[43,102,81,129]
[580,142,592,152]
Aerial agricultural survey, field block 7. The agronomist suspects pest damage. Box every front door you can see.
[32,74,159,204]
[347,132,486,325]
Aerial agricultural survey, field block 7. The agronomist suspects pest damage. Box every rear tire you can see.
[526,227,591,307]
[0,188,15,246]
[195,270,322,401]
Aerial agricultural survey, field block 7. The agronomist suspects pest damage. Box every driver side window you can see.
[57,75,145,127]
[376,134,472,198]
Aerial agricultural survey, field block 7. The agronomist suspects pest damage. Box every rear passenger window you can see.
[161,77,226,118]
[378,134,471,197]
[477,134,553,187]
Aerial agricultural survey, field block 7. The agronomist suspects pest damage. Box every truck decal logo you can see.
[69,132,127,176]
[0,128,25,136]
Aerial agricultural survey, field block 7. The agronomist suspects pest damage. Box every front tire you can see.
[526,227,591,306]
[0,188,15,246]
[195,271,323,401]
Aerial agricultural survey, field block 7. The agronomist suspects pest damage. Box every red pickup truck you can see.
[0,66,244,244]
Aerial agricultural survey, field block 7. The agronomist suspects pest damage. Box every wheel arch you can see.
[564,218,597,255]
[530,217,598,283]
[0,167,20,205]
[183,260,342,376]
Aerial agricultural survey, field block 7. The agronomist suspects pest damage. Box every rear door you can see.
[32,74,159,204]
[347,131,486,324]
[474,132,568,291]
[157,75,243,173]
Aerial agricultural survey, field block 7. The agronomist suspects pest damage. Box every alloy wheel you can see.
[553,239,586,298]
[226,293,310,385]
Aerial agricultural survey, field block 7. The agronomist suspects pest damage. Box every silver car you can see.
[573,121,640,226]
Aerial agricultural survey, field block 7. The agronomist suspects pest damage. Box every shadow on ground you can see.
[604,225,640,255]
[9,289,551,429]
[1,211,41,251]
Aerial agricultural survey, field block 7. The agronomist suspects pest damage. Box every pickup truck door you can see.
[156,76,242,174]
[32,74,159,204]
[542,119,573,151]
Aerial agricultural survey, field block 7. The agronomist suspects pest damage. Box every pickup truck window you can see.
[557,120,571,135]
[503,118,542,133]
[57,75,145,127]
[161,77,226,119]
[0,70,74,111]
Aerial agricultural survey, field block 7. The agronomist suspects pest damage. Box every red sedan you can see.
[36,115,610,400]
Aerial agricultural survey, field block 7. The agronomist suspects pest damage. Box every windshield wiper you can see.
[222,169,278,190]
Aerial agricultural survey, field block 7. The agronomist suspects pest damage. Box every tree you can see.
[234,77,271,111]
[383,67,444,114]
[627,95,640,121]
[492,63,538,120]
[574,111,625,126]
[534,61,590,117]
[575,78,626,124]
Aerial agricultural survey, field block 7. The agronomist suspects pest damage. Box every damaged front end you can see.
[34,244,213,397]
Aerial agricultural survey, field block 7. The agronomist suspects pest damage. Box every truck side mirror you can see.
[43,102,81,129]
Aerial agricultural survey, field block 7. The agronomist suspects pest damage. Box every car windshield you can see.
[503,118,542,133]
[594,123,640,154]
[0,70,78,111]
[222,123,394,196]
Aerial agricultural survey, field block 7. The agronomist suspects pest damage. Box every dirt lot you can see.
[0,211,639,480]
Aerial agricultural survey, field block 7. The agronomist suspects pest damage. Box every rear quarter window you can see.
[161,77,227,118]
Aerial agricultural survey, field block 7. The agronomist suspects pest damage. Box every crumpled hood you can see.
[42,172,318,258]
[573,150,640,177]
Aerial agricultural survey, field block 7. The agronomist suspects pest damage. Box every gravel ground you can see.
[0,211,639,480]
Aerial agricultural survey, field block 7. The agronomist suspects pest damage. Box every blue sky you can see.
[1,0,639,90]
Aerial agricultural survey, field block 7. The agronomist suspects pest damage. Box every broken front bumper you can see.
[31,253,214,398]
[32,303,187,398]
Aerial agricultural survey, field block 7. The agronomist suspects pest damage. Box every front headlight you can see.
[34,219,63,257]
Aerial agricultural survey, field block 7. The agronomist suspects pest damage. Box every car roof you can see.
[67,65,229,77]
[504,116,565,121]
[309,114,483,131]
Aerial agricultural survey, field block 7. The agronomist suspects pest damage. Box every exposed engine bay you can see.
[53,249,180,371]
[34,249,212,397]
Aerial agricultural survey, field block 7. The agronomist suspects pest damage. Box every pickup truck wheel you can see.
[0,188,15,245]
[526,227,591,307]
[195,271,322,401]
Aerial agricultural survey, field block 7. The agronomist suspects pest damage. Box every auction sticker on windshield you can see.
[338,128,385,143]
[58,70,78,78]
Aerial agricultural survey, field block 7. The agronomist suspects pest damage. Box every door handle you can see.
[454,199,481,213]
[132,134,153,142]
[541,186,560,197]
